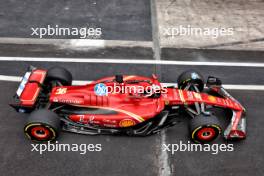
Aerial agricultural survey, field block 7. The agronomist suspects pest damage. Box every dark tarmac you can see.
[0,0,152,41]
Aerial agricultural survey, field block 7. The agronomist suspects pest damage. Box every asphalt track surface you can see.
[0,0,152,41]
[0,60,264,85]
[161,48,264,63]
[0,59,264,176]
[0,44,154,59]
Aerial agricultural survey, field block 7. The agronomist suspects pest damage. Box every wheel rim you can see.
[30,125,51,140]
[196,127,217,141]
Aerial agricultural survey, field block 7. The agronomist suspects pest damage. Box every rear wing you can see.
[10,66,47,112]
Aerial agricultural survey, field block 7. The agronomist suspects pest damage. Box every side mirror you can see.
[206,76,222,86]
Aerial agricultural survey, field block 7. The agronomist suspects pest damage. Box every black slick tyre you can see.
[24,109,61,142]
[190,114,221,143]
[46,66,72,86]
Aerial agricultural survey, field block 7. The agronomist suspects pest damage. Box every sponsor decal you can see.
[79,115,85,122]
[54,99,82,104]
[119,119,136,127]
[193,92,202,100]
[89,116,95,123]
[72,104,145,122]
[187,91,194,99]
[55,88,67,95]
[94,83,108,96]
[208,95,217,102]
[103,124,117,128]
[102,119,117,124]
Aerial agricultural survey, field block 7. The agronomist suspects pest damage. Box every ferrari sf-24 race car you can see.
[10,66,246,143]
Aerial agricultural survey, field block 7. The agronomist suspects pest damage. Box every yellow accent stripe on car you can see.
[178,89,185,103]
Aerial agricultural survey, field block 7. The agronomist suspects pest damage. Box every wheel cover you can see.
[25,123,57,141]
[30,126,51,140]
[196,126,217,142]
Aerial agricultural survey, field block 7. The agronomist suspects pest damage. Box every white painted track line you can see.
[0,75,22,82]
[0,38,152,48]
[1,56,264,67]
[158,131,171,176]
[1,75,264,91]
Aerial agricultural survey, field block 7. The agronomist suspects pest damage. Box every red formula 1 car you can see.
[10,66,246,143]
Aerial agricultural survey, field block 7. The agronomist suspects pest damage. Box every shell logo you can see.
[165,100,170,105]
[208,95,217,102]
[119,119,136,127]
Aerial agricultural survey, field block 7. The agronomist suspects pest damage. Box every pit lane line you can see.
[1,56,264,67]
[0,38,153,48]
[1,75,264,91]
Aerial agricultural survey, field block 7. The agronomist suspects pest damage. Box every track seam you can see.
[151,0,172,175]
[151,0,162,78]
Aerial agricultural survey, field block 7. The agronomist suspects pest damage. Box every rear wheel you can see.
[177,70,204,92]
[24,109,61,142]
[46,66,72,86]
[190,114,221,143]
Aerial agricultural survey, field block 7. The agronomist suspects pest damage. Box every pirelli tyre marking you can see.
[191,125,221,143]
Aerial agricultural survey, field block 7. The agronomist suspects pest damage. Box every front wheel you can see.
[189,114,221,143]
[24,109,61,142]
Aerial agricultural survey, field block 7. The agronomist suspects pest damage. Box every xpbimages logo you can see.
[31,141,102,154]
[162,141,234,155]
[94,83,167,96]
[162,25,234,39]
[30,25,102,39]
